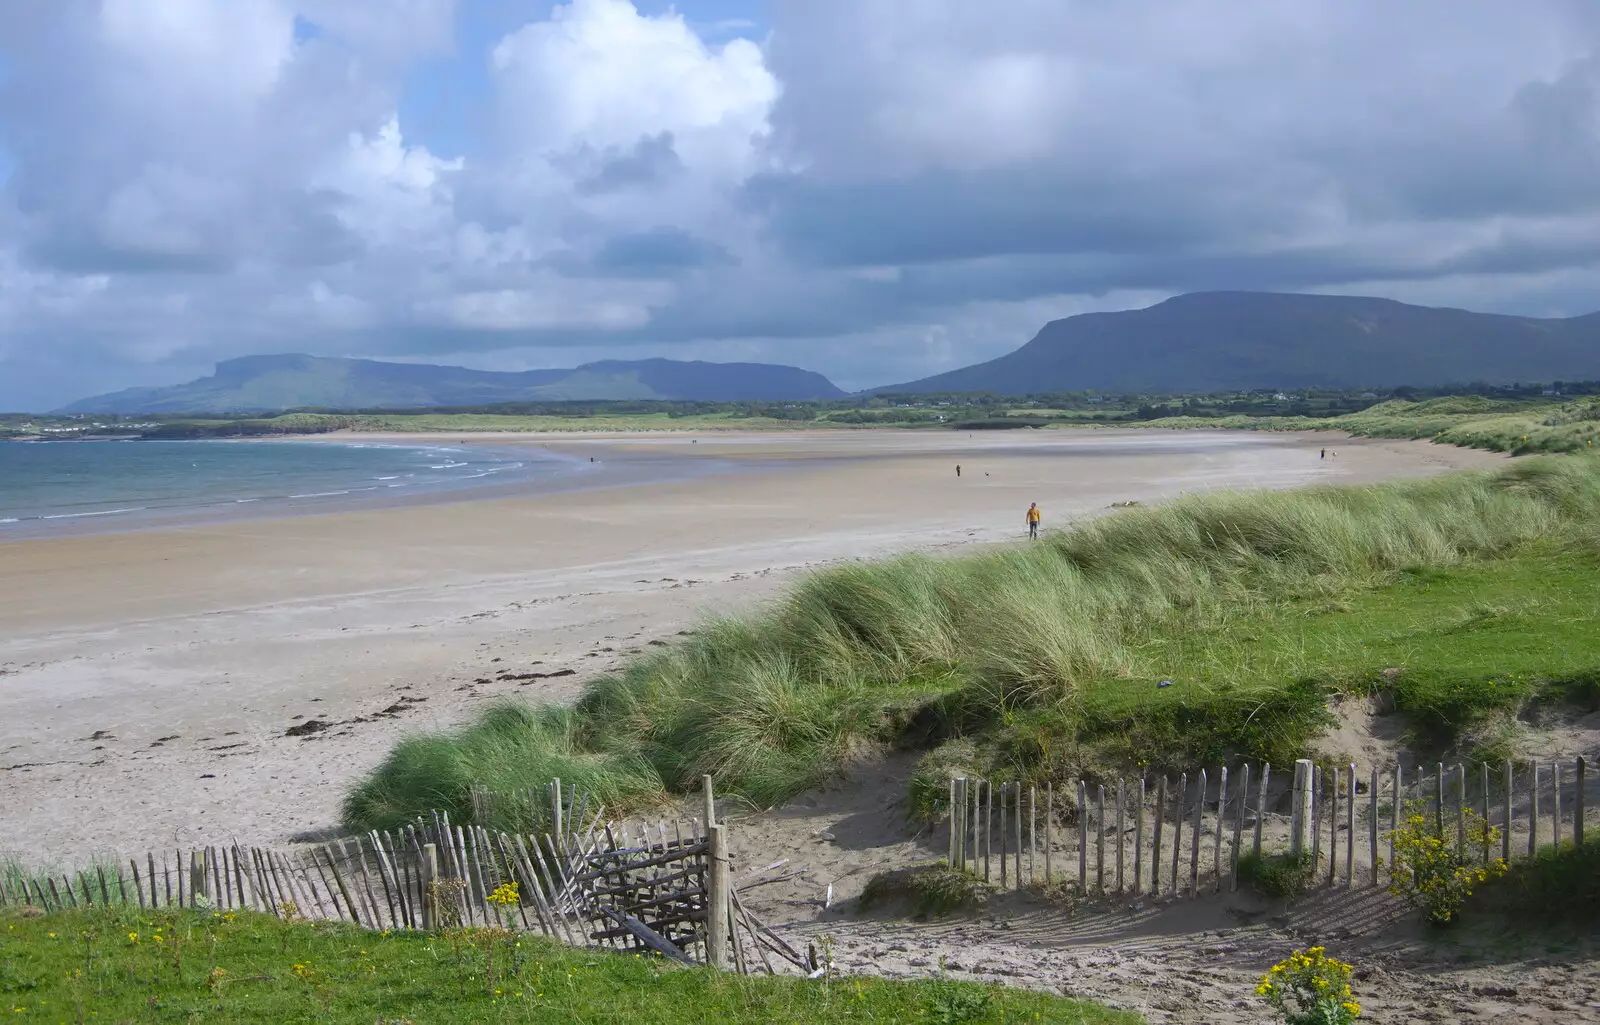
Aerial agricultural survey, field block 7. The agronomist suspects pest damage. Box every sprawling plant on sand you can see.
[1256,947,1360,1025]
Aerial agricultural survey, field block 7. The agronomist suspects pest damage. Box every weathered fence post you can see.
[1152,775,1167,896]
[1502,760,1513,864]
[421,842,438,930]
[1530,762,1541,856]
[1170,773,1185,896]
[1551,761,1561,850]
[1369,766,1380,886]
[1231,764,1249,891]
[1134,776,1146,894]
[1189,769,1205,898]
[1044,782,1054,883]
[1114,779,1125,896]
[1577,756,1587,846]
[1095,783,1106,895]
[940,780,953,869]
[1213,767,1227,894]
[1076,779,1087,893]
[1254,764,1270,860]
[707,824,730,970]
[1290,759,1313,857]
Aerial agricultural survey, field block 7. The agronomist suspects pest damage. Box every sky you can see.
[2,1,1599,410]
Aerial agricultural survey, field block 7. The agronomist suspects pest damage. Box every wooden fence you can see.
[0,777,814,975]
[945,756,1592,897]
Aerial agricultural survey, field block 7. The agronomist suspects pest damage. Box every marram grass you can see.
[346,457,1600,831]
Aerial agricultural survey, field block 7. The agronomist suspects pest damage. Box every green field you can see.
[345,456,1600,833]
[0,906,1134,1024]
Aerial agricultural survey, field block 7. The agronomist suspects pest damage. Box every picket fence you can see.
[0,777,815,975]
[945,756,1592,897]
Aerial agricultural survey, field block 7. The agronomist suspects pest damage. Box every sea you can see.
[0,438,611,539]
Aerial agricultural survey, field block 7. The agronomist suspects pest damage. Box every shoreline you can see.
[0,430,1505,861]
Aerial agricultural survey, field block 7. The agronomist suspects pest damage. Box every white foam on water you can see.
[288,490,350,499]
[41,507,148,520]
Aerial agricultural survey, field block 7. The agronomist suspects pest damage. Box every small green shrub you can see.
[1472,835,1600,927]
[1238,850,1318,900]
[858,865,988,919]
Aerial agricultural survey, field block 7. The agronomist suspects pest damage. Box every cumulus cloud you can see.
[2,0,1600,408]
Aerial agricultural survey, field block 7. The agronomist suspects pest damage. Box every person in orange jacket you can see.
[1026,502,1042,539]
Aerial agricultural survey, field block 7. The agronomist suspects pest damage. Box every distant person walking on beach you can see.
[1026,502,1042,539]
[956,464,961,478]
[1320,448,1325,459]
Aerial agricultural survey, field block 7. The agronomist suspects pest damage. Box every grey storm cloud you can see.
[3,0,1600,409]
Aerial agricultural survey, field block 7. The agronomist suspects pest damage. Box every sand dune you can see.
[0,429,1501,862]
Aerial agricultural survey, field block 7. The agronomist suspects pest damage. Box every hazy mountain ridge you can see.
[59,355,846,413]
[883,292,1600,394]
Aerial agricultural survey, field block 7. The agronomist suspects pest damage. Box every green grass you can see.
[1135,395,1600,455]
[346,457,1600,831]
[1235,851,1318,900]
[0,906,1135,1024]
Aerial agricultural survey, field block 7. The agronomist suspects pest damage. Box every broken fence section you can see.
[0,776,812,975]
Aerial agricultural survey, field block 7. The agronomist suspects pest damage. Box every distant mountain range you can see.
[59,354,846,414]
[883,292,1600,394]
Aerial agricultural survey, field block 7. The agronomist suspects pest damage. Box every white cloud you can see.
[2,0,1600,409]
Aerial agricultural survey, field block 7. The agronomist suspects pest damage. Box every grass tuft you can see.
[857,865,990,919]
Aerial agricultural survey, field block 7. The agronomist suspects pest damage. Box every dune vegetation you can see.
[1141,394,1600,455]
[345,456,1600,833]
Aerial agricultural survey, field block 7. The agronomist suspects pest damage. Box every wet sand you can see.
[0,428,1501,861]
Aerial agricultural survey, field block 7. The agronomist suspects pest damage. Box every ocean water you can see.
[0,439,587,537]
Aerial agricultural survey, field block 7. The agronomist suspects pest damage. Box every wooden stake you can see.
[1576,756,1587,846]
[984,779,994,882]
[1133,776,1146,894]
[1328,767,1340,885]
[1254,763,1270,860]
[1530,762,1541,856]
[1370,766,1380,886]
[1114,778,1125,896]
[1310,765,1323,870]
[1043,780,1056,882]
[1076,779,1087,893]
[999,782,1009,888]
[1095,783,1106,895]
[1551,761,1561,851]
[1213,767,1227,894]
[1171,773,1185,896]
[707,824,730,970]
[1344,763,1356,888]
[1434,762,1445,839]
[421,842,438,931]
[1391,764,1403,885]
[1232,764,1249,892]
[702,775,716,829]
[1189,768,1204,898]
[1029,785,1037,886]
[1153,775,1166,896]
[1290,760,1312,856]
[948,778,958,869]
[1013,783,1023,888]
[1502,760,1514,865]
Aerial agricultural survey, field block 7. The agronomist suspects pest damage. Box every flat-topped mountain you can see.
[58,354,846,413]
[882,292,1600,394]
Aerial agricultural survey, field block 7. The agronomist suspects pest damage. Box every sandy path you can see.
[0,429,1500,864]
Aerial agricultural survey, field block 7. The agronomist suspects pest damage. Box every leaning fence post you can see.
[1290,760,1312,857]
[1170,773,1185,896]
[707,823,731,970]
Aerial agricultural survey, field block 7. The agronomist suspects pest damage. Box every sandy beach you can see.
[0,428,1502,863]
